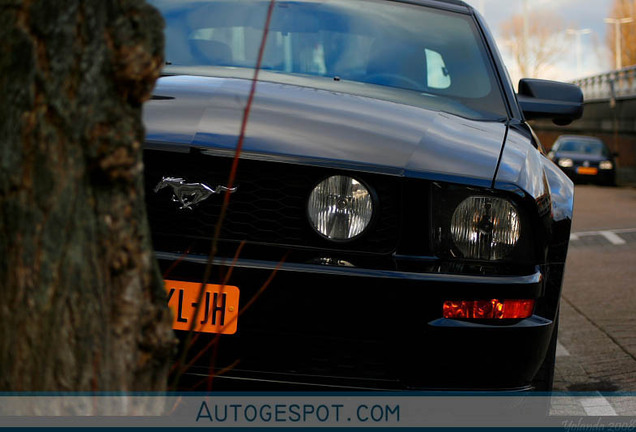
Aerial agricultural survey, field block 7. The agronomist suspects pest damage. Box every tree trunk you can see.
[0,0,175,392]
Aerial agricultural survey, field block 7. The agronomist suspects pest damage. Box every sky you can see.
[462,0,615,83]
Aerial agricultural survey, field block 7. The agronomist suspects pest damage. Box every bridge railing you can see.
[572,65,636,102]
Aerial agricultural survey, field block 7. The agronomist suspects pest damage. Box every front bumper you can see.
[560,166,615,184]
[159,251,556,392]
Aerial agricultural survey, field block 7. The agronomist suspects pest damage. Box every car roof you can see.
[394,0,471,13]
[426,0,468,5]
[438,0,469,5]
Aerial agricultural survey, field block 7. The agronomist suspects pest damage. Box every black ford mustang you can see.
[144,0,583,391]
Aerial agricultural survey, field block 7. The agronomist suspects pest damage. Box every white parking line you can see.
[580,395,618,416]
[556,341,570,357]
[610,228,636,234]
[599,231,627,245]
[570,228,635,244]
[572,227,636,236]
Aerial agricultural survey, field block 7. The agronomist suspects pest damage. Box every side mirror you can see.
[517,78,583,126]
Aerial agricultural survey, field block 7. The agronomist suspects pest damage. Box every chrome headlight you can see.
[308,175,373,241]
[450,196,520,260]
[558,158,573,168]
[599,160,613,170]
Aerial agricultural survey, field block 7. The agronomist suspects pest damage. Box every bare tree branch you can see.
[501,11,569,79]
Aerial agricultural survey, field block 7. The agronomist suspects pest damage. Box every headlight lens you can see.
[308,175,373,240]
[558,158,574,168]
[450,196,520,260]
[599,160,613,170]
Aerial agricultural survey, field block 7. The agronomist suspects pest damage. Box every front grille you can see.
[144,148,400,255]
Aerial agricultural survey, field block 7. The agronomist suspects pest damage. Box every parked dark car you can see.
[144,0,583,391]
[548,135,617,185]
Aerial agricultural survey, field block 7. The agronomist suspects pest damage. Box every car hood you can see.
[144,75,506,184]
[555,152,608,162]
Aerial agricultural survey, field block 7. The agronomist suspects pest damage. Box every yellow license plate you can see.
[577,167,598,175]
[165,280,240,334]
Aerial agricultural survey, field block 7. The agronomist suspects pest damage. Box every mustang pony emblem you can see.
[154,177,237,210]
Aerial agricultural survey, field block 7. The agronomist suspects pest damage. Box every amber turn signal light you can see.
[443,299,535,319]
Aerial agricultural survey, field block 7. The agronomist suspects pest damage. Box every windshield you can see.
[557,139,609,156]
[150,0,508,120]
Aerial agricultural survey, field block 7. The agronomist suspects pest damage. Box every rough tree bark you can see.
[0,0,175,392]
[607,0,636,69]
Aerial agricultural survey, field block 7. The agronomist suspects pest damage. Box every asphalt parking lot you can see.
[551,184,636,415]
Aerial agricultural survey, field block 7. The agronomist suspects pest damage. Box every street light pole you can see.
[477,0,485,15]
[522,0,529,76]
[566,28,592,77]
[604,17,634,70]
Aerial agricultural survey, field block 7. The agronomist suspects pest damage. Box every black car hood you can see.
[144,75,506,184]
[555,152,608,163]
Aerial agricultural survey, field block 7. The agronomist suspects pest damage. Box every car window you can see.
[557,139,608,156]
[425,49,452,90]
[151,0,508,120]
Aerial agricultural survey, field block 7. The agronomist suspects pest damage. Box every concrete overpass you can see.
[531,65,636,185]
